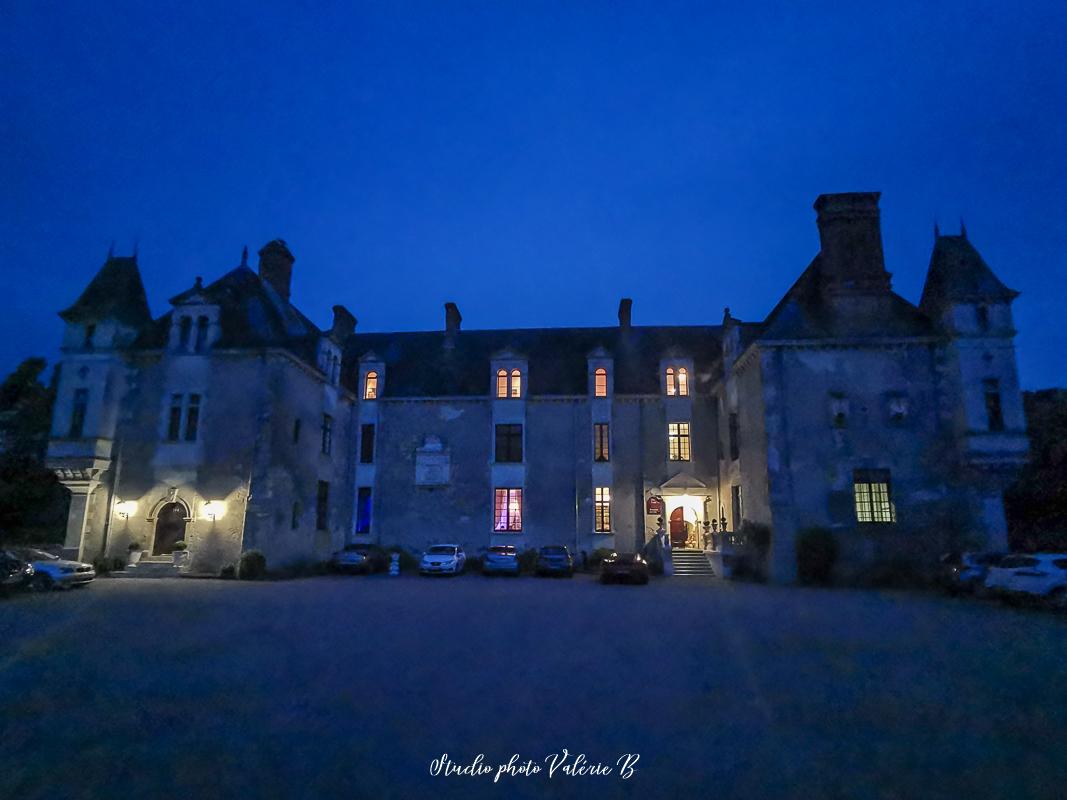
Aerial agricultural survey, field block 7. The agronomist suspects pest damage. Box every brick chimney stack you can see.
[813,193,891,295]
[618,298,633,330]
[258,240,295,301]
[330,305,356,341]
[444,302,462,334]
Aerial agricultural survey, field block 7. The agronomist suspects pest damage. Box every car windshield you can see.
[540,546,568,555]
[427,546,457,555]
[16,548,58,561]
[488,546,516,555]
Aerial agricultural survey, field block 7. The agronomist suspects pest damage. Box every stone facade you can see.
[46,193,1028,580]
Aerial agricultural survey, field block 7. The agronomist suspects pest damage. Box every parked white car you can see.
[14,548,95,592]
[984,553,1067,608]
[420,544,466,575]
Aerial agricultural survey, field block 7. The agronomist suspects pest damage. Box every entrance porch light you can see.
[202,500,227,521]
[115,500,137,519]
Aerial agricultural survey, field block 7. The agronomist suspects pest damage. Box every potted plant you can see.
[172,540,190,567]
[127,541,143,566]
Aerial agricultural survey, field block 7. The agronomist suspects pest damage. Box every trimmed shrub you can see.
[465,554,484,572]
[796,527,838,585]
[110,557,126,573]
[219,564,236,579]
[237,549,267,580]
[517,548,539,574]
[127,541,142,552]
[92,555,112,575]
[172,540,188,552]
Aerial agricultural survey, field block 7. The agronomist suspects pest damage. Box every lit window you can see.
[356,487,372,534]
[594,368,608,398]
[677,368,689,396]
[363,371,378,400]
[666,368,676,396]
[594,487,612,532]
[496,369,508,398]
[853,470,895,524]
[668,422,691,461]
[69,388,88,439]
[494,488,523,532]
[510,369,522,398]
[594,422,610,462]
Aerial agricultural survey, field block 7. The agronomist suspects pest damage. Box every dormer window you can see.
[666,367,689,397]
[497,368,522,398]
[364,371,378,400]
[194,316,209,353]
[178,316,191,349]
[594,368,608,398]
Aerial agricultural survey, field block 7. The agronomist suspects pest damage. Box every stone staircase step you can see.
[669,549,717,577]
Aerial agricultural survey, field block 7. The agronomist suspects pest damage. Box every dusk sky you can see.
[3,1,1064,388]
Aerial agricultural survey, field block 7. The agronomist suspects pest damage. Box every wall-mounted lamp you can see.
[115,500,138,519]
[202,500,227,521]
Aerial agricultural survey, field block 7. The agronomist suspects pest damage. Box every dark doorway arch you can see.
[153,502,187,554]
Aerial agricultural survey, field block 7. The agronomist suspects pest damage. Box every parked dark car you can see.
[536,545,574,577]
[483,545,520,576]
[330,544,388,574]
[600,552,649,585]
[938,551,1006,595]
[1,550,35,594]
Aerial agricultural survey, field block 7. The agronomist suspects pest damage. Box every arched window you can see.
[594,368,608,398]
[364,371,378,400]
[510,369,522,399]
[178,316,191,349]
[194,316,209,353]
[666,368,676,396]
[677,368,689,397]
[496,369,508,398]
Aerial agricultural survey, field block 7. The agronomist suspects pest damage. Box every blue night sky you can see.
[3,1,1065,388]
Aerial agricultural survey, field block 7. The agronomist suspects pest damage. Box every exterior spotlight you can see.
[202,500,226,521]
[115,500,137,519]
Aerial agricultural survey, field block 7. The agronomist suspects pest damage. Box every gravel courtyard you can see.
[2,574,1065,799]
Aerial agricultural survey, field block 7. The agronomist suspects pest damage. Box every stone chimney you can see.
[330,305,356,341]
[618,298,633,330]
[258,239,295,301]
[444,302,462,334]
[813,193,891,295]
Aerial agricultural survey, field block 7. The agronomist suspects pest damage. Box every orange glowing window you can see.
[363,371,378,400]
[594,368,608,397]
[510,369,522,398]
[496,369,508,398]
[677,368,689,397]
[666,368,676,396]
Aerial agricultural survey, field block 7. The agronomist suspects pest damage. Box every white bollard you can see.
[389,553,400,576]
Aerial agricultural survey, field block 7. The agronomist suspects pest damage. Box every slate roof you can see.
[920,234,1018,307]
[344,325,725,397]
[133,266,323,362]
[59,256,152,328]
[757,256,936,341]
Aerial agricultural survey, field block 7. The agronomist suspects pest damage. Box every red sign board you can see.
[646,495,664,515]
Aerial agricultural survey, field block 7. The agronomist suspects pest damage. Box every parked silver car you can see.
[984,553,1067,608]
[14,548,95,592]
[420,544,466,575]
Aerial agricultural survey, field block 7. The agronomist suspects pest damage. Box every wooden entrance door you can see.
[153,502,187,555]
[669,507,690,549]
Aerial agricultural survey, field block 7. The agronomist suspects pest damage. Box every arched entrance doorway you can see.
[669,507,692,549]
[153,502,187,555]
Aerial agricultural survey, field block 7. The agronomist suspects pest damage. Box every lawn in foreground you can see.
[2,575,1065,799]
